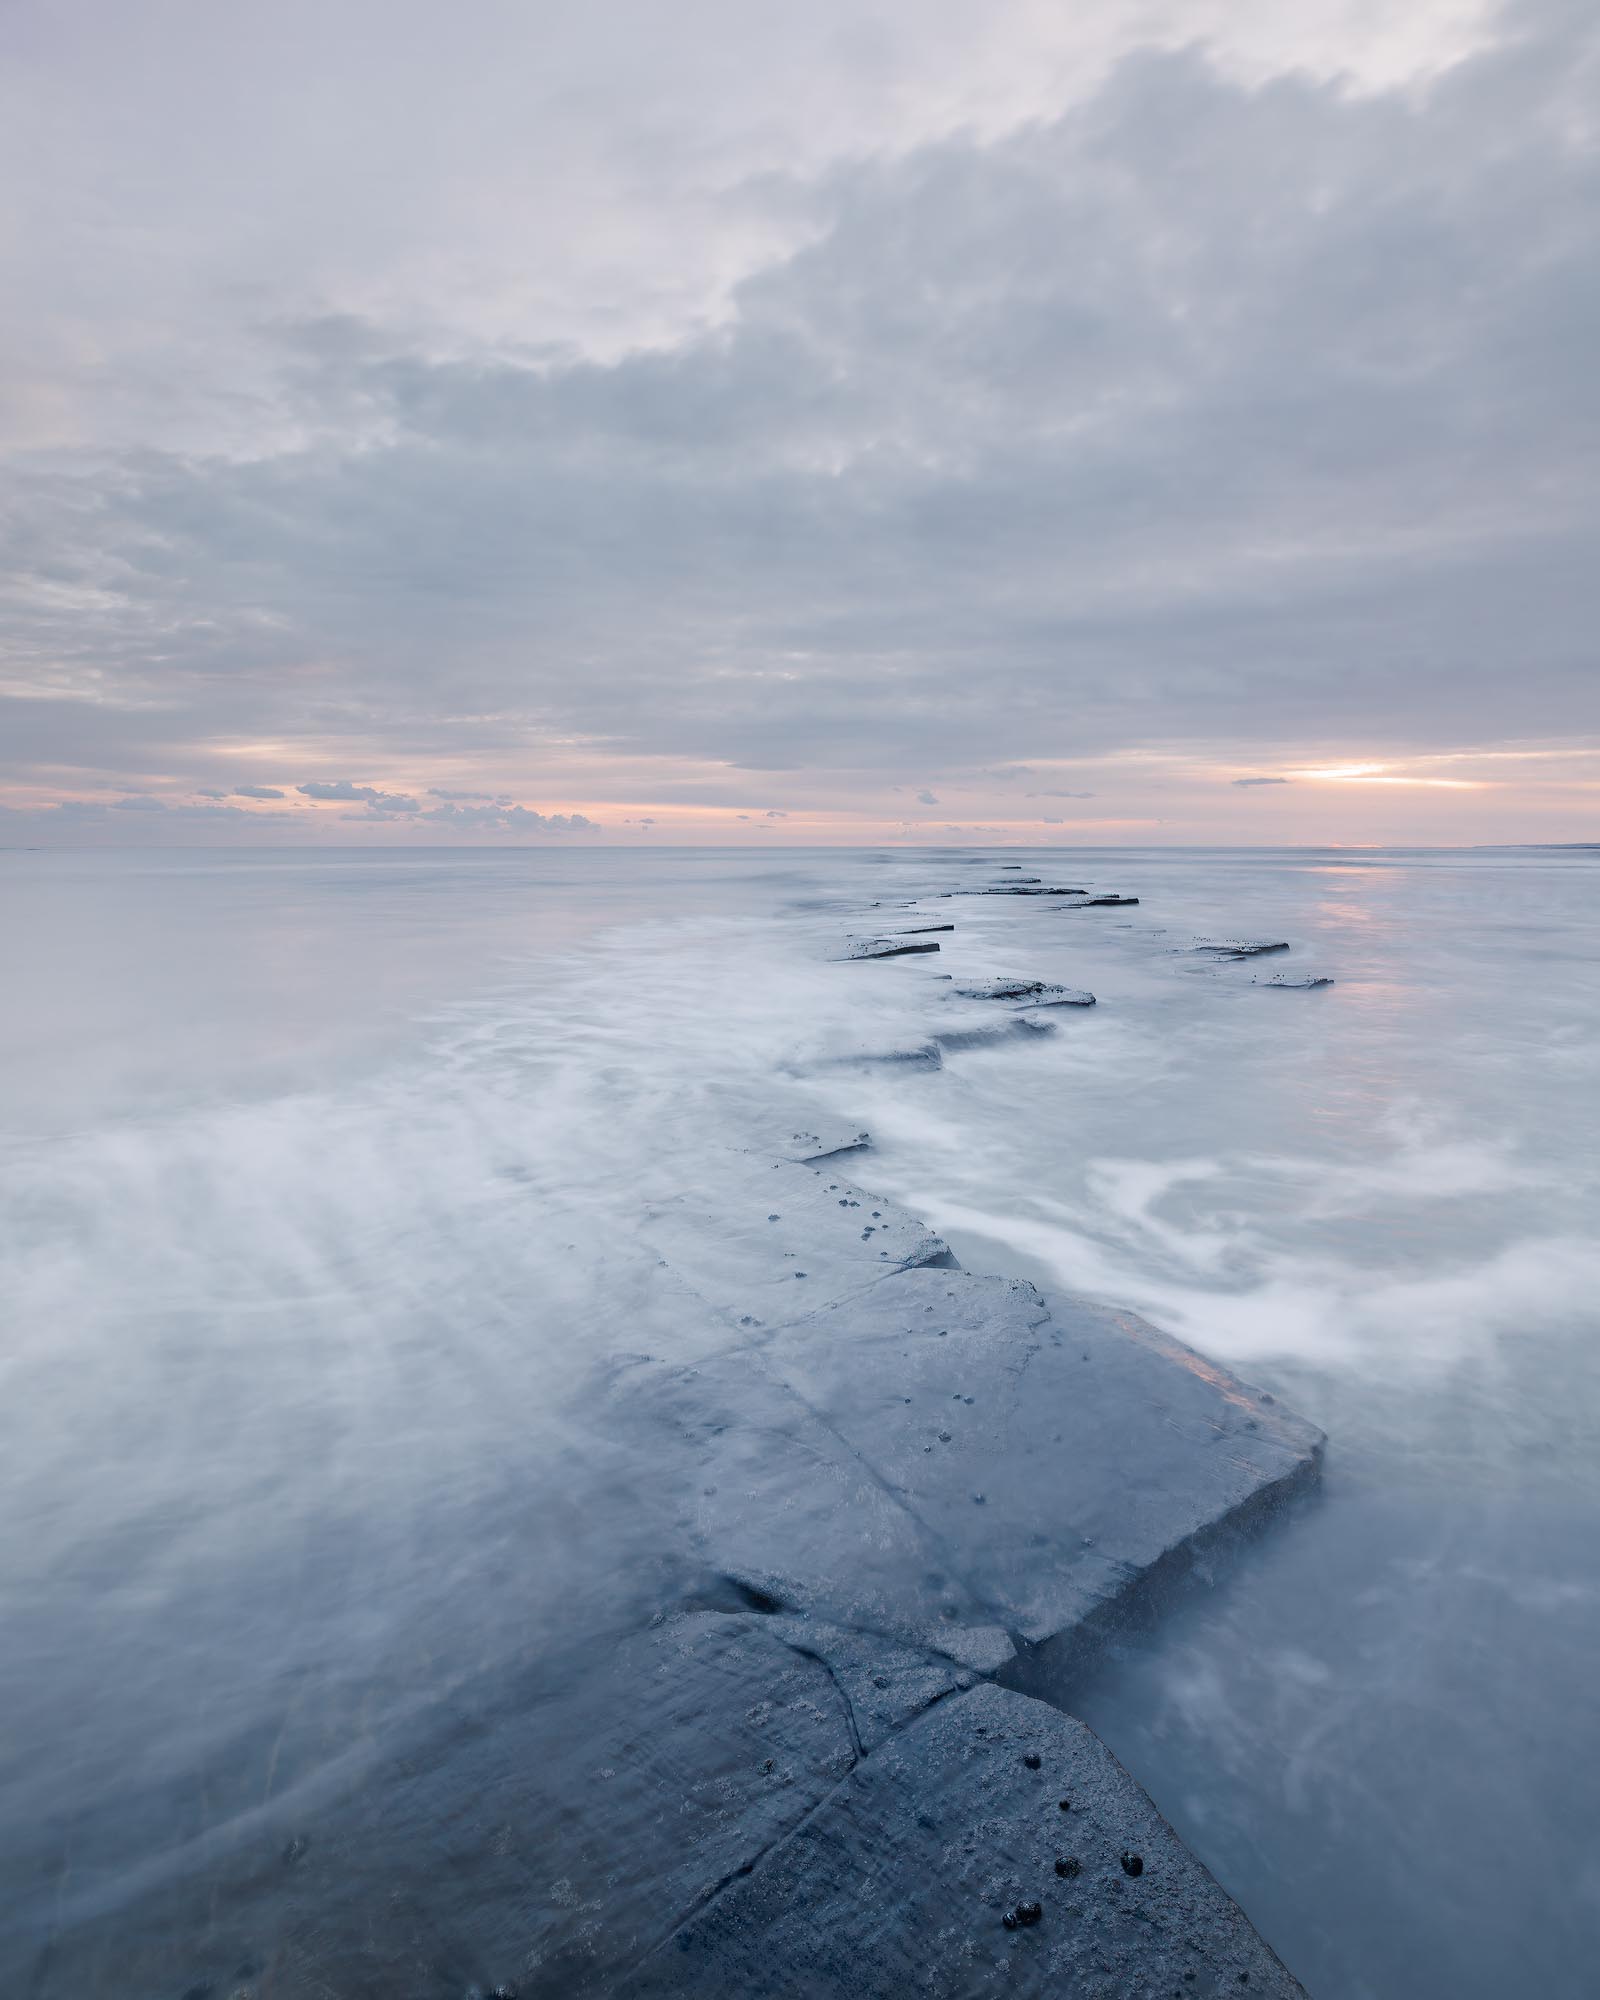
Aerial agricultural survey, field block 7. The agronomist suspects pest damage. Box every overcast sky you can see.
[2,0,1596,845]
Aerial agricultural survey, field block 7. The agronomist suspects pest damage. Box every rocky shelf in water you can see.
[955,978,1096,1009]
[27,1136,1323,2000]
[844,937,943,960]
[978,884,1090,897]
[1189,939,1290,959]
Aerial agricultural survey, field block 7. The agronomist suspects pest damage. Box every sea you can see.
[2,844,1597,1997]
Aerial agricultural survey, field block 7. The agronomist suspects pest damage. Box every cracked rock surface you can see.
[614,1259,1321,1669]
[624,1679,1305,1998]
[19,1143,1322,2000]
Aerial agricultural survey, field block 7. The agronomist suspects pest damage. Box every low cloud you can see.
[917,789,939,805]
[299,779,419,814]
[1231,776,1291,787]
[297,779,382,802]
[233,784,285,799]
[422,803,597,833]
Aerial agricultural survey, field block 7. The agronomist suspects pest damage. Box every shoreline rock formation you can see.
[13,866,1333,2000]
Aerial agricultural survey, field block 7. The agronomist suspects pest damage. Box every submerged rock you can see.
[1255,973,1335,989]
[932,1019,1056,1053]
[818,1042,944,1070]
[772,1122,872,1164]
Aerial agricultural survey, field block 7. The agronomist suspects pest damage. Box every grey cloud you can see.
[2,0,1597,819]
[300,781,419,814]
[233,784,286,799]
[917,789,939,804]
[427,788,495,800]
[1028,790,1097,798]
[49,797,256,821]
[1232,775,1292,786]
[422,803,597,832]
[297,780,382,802]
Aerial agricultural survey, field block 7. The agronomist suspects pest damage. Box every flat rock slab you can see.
[623,1680,1305,1999]
[613,1266,1322,1668]
[1255,974,1334,989]
[1189,939,1289,958]
[955,979,1096,1008]
[845,938,942,959]
[638,1158,950,1331]
[23,1611,965,2000]
[979,885,1088,896]
[771,1121,874,1164]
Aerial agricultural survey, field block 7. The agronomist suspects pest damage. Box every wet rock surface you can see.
[1189,939,1290,959]
[24,1612,959,2000]
[932,1019,1057,1053]
[636,1158,951,1330]
[12,858,1336,1999]
[613,1262,1321,1666]
[844,938,942,959]
[771,1121,873,1164]
[15,1170,1321,2000]
[817,1040,945,1070]
[954,978,1096,1008]
[979,884,1090,897]
[621,1681,1305,1998]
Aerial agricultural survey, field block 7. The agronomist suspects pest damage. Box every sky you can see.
[1,0,1596,847]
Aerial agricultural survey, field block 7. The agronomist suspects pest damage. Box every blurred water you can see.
[2,844,1597,1996]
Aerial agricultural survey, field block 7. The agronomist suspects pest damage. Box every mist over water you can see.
[3,845,1597,1996]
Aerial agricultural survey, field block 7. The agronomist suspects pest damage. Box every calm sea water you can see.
[2,845,1597,1996]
